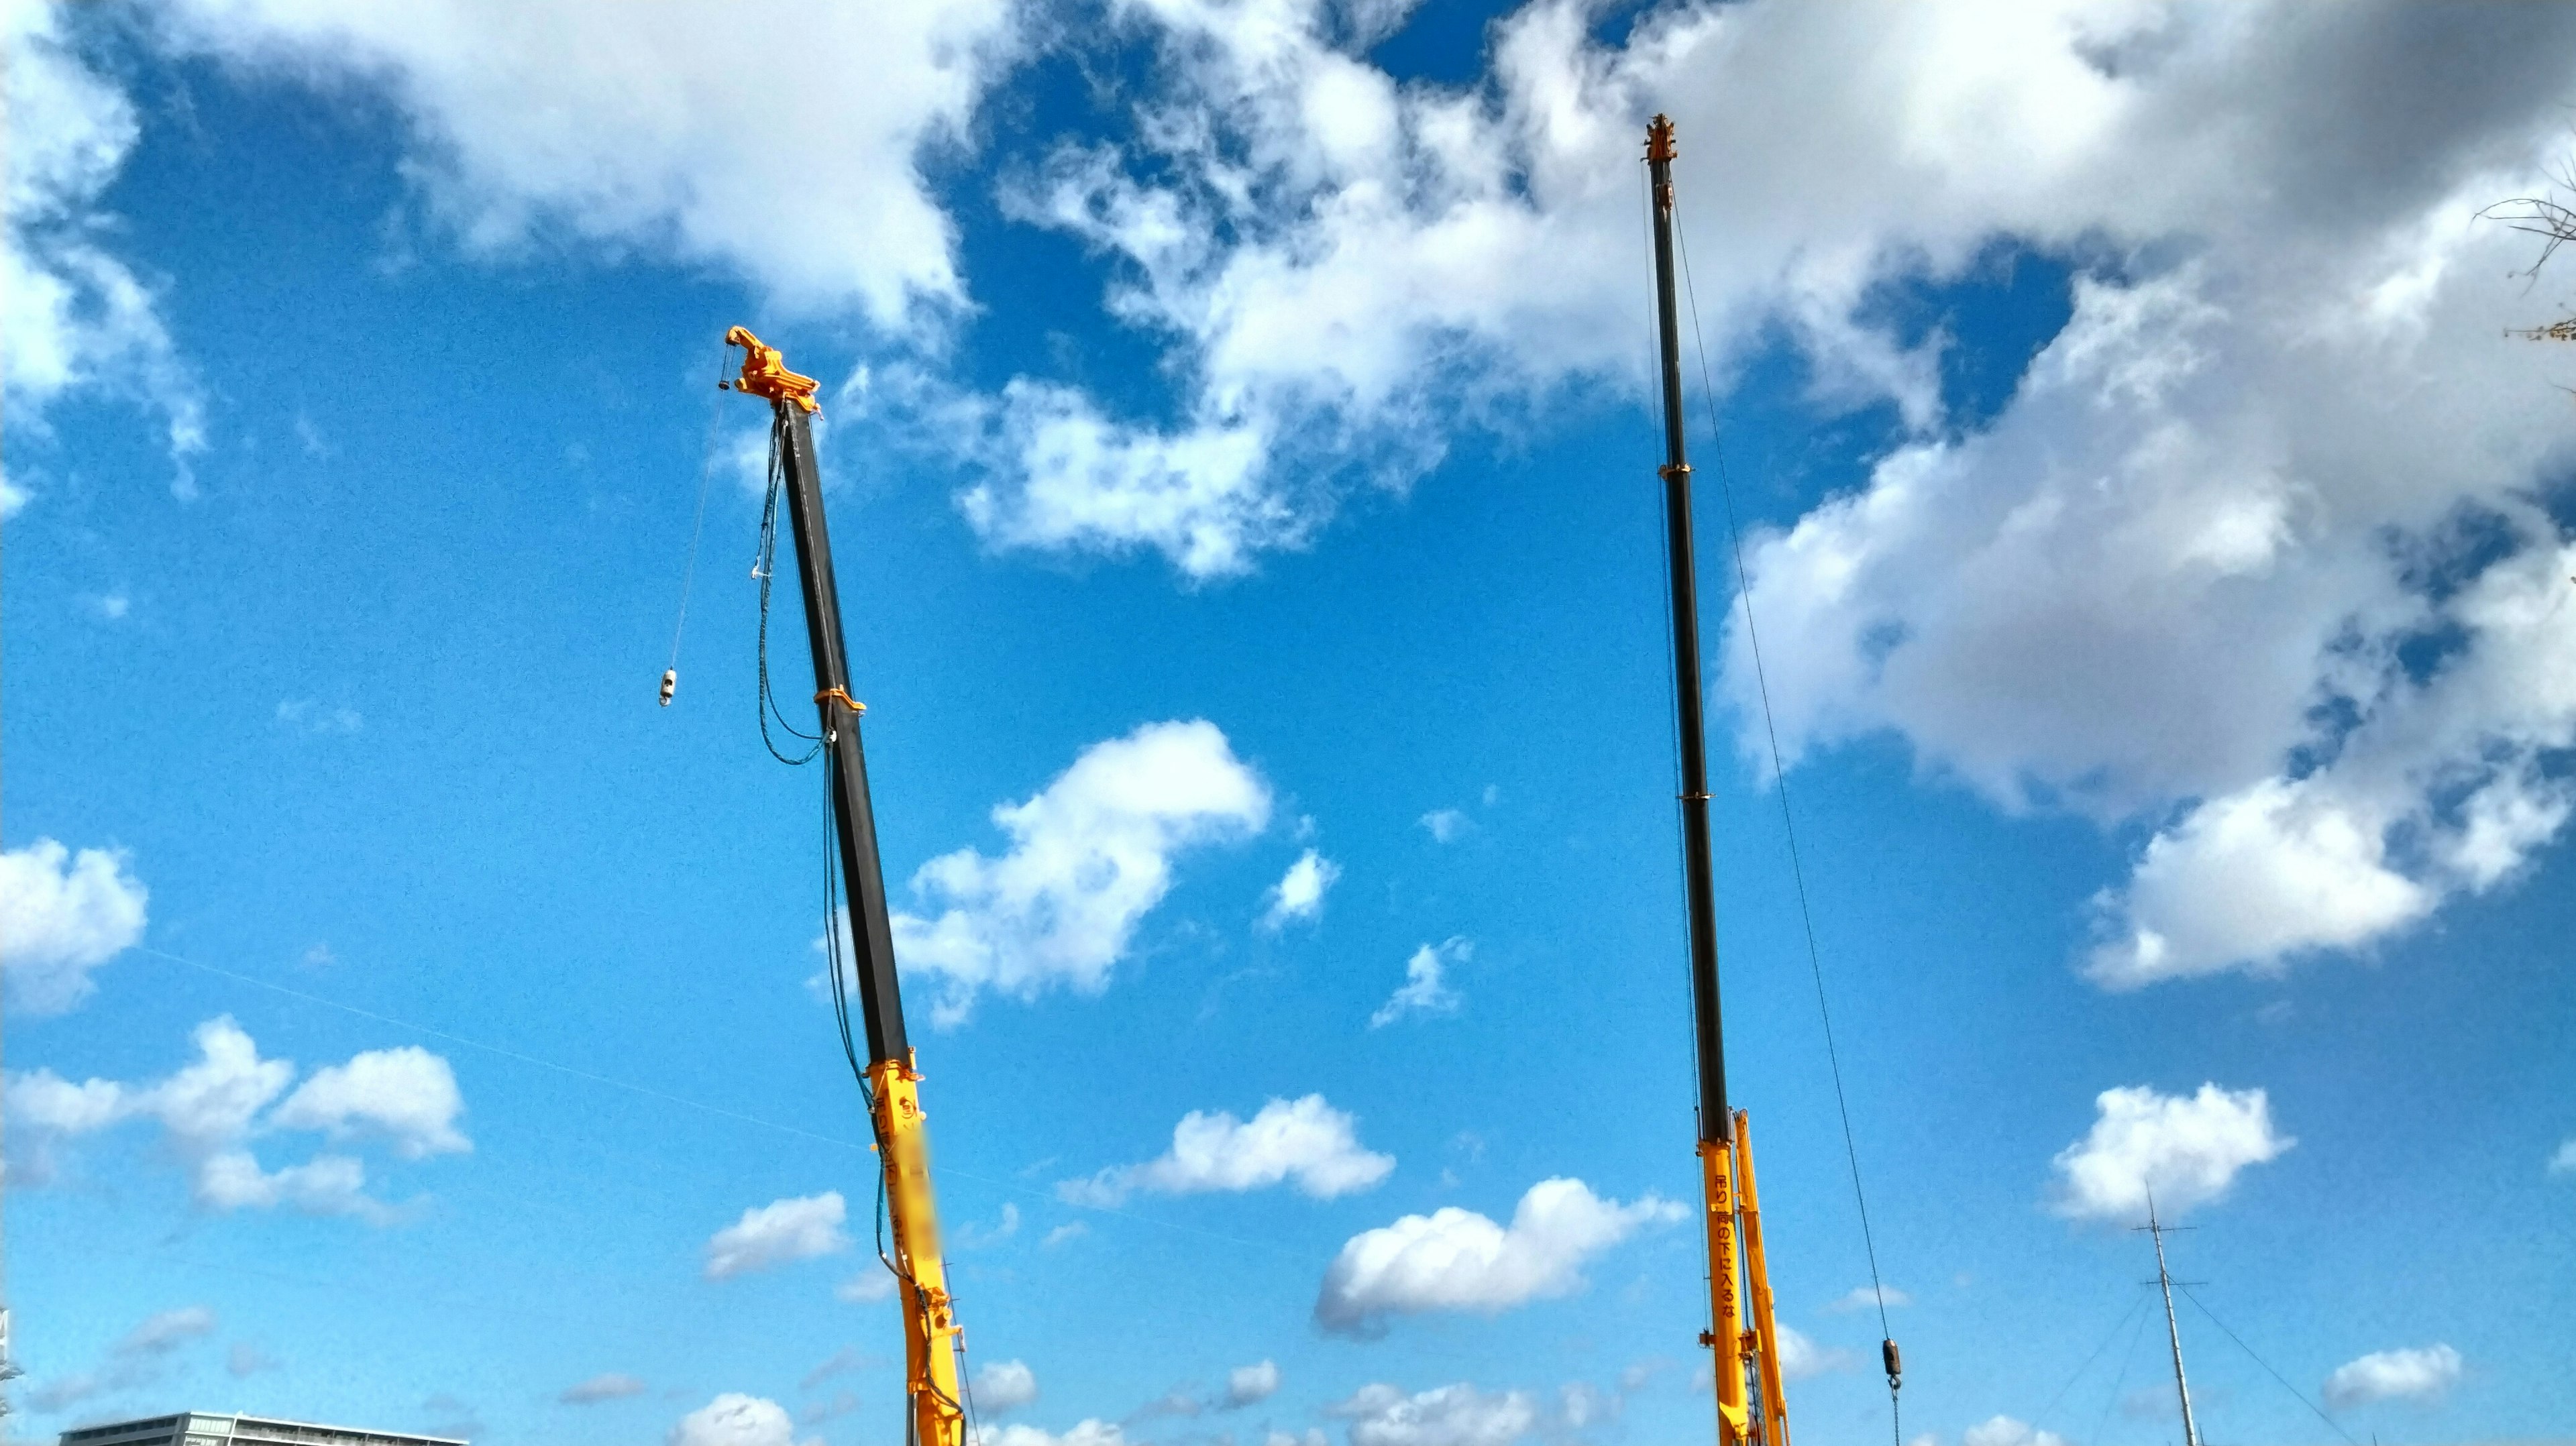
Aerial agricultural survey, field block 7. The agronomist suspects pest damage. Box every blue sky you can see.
[6,5,2575,1446]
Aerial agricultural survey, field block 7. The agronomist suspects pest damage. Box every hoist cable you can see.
[665,345,735,680]
[2176,1284,2359,1445]
[1670,211,1901,1434]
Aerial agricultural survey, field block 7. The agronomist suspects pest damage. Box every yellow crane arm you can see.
[725,325,963,1446]
[873,1058,967,1446]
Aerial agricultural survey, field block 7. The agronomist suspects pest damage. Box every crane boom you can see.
[727,326,967,1446]
[1642,117,1790,1446]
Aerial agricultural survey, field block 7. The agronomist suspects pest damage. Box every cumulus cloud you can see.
[6,1015,460,1217]
[1328,1383,1538,1446]
[2324,1344,2463,1409]
[1222,1360,1281,1410]
[271,1046,472,1158]
[2551,1138,2576,1176]
[1960,1418,2068,1446]
[977,1421,1132,1446]
[1260,848,1340,930]
[905,0,2576,983]
[562,1373,649,1405]
[670,1394,816,1446]
[2049,1084,2293,1223]
[0,838,148,1015]
[1774,1325,1851,1382]
[704,1192,851,1279]
[837,1268,898,1303]
[1825,1284,1911,1313]
[1371,938,1467,1027]
[892,720,1271,1023]
[1316,1177,1682,1334]
[148,0,1022,329]
[3,4,205,500]
[1417,810,1470,844]
[1061,1094,1393,1205]
[27,1304,217,1413]
[974,1359,1040,1414]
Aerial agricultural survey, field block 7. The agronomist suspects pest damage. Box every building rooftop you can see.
[58,1413,468,1446]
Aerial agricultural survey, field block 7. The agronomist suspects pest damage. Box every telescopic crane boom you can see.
[1642,116,1793,1446]
[726,326,969,1446]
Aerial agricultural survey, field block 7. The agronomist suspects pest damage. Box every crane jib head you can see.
[724,325,822,412]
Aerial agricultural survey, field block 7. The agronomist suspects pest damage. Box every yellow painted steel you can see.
[867,1054,967,1446]
[1733,1113,1790,1446]
[1698,1136,1753,1446]
[1699,1114,1792,1446]
[726,325,822,412]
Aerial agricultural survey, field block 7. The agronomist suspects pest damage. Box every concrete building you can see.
[56,1414,466,1446]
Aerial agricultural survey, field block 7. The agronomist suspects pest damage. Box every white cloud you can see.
[1260,848,1340,930]
[4,3,205,499]
[26,1304,217,1412]
[123,1306,218,1354]
[2551,1138,2576,1176]
[802,1347,867,1390]
[955,1201,1022,1248]
[271,1046,470,1159]
[977,1421,1131,1446]
[1042,1221,1089,1247]
[562,1373,649,1405]
[670,1394,816,1446]
[2323,1344,2463,1409]
[1061,1093,1393,1205]
[803,1392,860,1428]
[1328,1383,1538,1446]
[1960,1418,2068,1446]
[836,1268,898,1303]
[1222,1360,1281,1410]
[1774,1325,1851,1382]
[276,699,366,735]
[1316,1177,1682,1334]
[1371,938,1466,1027]
[0,838,148,1015]
[1417,810,1469,844]
[704,1192,851,1279]
[974,1359,1040,1414]
[227,1342,279,1378]
[908,0,2576,979]
[892,720,1271,1023]
[6,1015,449,1218]
[150,0,1022,331]
[1825,1284,1911,1313]
[2049,1084,2293,1223]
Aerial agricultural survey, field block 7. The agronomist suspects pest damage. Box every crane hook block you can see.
[659,668,678,707]
[1882,1338,1902,1386]
[724,326,821,412]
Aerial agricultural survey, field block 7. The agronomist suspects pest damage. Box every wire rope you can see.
[2092,1301,2156,1446]
[2176,1284,2359,1446]
[1669,197,1902,1437]
[2033,1289,2152,1439]
[665,345,735,683]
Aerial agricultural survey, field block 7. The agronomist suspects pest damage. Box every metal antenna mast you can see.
[2140,1199,2204,1446]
